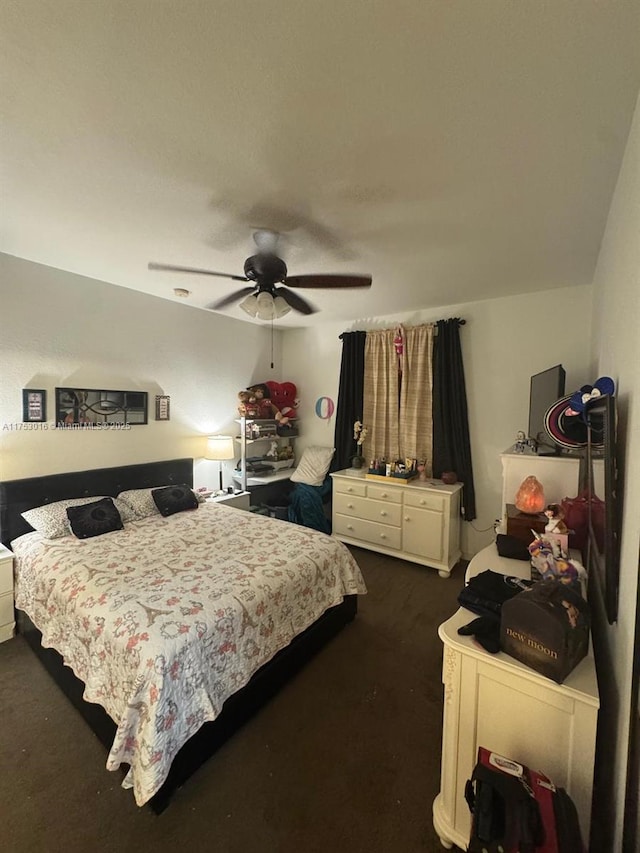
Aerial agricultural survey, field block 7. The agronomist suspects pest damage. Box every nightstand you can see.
[0,545,15,642]
[207,491,251,511]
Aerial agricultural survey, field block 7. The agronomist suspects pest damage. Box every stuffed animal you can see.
[246,384,283,420]
[237,390,261,418]
[265,381,298,421]
[544,504,569,535]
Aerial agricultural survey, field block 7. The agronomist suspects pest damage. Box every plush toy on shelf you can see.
[237,390,261,418]
[265,381,298,422]
[246,384,284,421]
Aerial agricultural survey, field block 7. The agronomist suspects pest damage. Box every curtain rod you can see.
[339,318,465,340]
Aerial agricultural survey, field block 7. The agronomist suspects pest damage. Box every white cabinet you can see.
[0,545,15,642]
[330,470,462,577]
[432,544,599,849]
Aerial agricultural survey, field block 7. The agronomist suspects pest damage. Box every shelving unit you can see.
[232,417,298,491]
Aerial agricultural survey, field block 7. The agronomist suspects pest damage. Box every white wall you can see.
[589,90,640,850]
[282,285,592,558]
[0,253,281,489]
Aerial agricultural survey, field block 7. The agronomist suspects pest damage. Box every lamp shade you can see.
[256,291,276,320]
[205,435,235,461]
[239,294,259,317]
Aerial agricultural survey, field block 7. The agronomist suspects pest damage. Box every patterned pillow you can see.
[117,487,203,518]
[22,496,136,539]
[151,484,199,517]
[66,497,124,539]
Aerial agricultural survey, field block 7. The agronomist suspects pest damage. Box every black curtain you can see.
[332,331,366,472]
[432,319,476,521]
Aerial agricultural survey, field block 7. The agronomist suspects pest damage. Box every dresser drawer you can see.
[404,490,444,513]
[367,484,402,504]
[0,557,13,595]
[334,514,402,550]
[333,478,367,497]
[0,591,14,626]
[334,493,402,526]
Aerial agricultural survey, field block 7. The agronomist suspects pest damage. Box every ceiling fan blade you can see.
[148,262,248,282]
[274,287,317,315]
[284,273,372,289]
[206,287,257,311]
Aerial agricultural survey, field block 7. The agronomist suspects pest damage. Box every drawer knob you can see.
[347,524,354,530]
[420,500,426,505]
[347,487,353,493]
[404,516,410,522]
[347,503,354,509]
[380,533,387,540]
[381,492,388,498]
[380,511,387,517]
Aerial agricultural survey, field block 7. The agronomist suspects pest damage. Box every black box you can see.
[500,580,590,683]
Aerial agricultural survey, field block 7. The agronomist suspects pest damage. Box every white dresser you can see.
[0,545,15,642]
[432,543,599,849]
[330,469,462,577]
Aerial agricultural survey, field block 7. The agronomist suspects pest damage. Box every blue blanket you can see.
[287,478,332,533]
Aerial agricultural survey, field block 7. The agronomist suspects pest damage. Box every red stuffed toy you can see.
[265,381,298,422]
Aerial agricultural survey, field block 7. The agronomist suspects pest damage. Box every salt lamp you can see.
[514,475,546,514]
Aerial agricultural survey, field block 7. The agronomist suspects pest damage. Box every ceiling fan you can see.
[148,230,372,319]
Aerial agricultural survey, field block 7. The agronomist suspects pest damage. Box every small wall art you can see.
[23,389,46,422]
[155,395,171,421]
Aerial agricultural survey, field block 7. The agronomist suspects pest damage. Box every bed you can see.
[0,458,366,812]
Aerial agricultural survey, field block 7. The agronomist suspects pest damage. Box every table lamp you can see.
[206,435,235,493]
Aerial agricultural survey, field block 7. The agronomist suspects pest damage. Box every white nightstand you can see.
[0,545,15,642]
[207,491,251,511]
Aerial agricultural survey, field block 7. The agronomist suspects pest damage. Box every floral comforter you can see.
[12,503,366,805]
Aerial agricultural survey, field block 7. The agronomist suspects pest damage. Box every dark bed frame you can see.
[0,458,357,813]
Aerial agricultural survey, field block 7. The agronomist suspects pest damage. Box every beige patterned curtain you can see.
[363,329,399,462]
[399,324,434,474]
[362,324,434,471]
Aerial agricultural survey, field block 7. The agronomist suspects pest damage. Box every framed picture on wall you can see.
[155,395,170,421]
[23,389,46,422]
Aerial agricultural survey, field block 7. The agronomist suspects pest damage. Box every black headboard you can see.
[0,458,193,548]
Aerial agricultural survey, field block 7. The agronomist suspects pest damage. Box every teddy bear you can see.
[237,390,261,418]
[246,384,284,421]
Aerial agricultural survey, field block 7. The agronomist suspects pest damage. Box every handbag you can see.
[465,747,585,853]
[458,570,533,619]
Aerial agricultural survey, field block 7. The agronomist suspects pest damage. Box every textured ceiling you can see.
[2,1,640,326]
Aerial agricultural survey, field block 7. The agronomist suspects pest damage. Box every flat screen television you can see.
[586,394,620,624]
[528,364,566,453]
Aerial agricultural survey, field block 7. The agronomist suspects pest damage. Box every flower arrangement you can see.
[353,421,368,448]
[351,421,368,468]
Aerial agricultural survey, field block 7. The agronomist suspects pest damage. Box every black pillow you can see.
[496,533,531,561]
[66,497,124,539]
[152,484,199,517]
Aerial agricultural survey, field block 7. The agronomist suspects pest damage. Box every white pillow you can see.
[290,446,335,487]
[22,496,136,539]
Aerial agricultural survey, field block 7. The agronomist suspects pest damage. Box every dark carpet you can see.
[0,546,466,853]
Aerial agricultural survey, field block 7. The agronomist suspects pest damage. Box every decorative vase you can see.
[351,454,364,469]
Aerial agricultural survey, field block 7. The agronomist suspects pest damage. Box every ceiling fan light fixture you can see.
[239,294,259,317]
[273,295,291,318]
[256,291,276,321]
